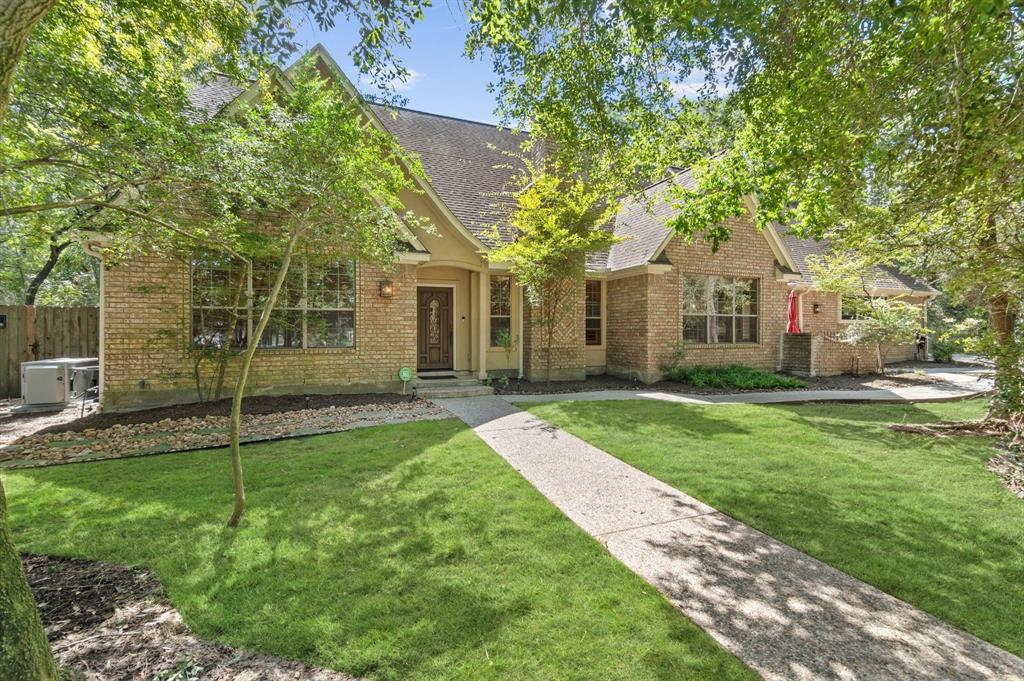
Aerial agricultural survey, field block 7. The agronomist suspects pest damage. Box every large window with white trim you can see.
[681,275,759,344]
[191,256,356,350]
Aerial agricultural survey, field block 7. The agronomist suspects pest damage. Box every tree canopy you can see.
[466,0,1024,409]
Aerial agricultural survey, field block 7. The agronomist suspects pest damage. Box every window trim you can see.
[585,279,605,348]
[190,255,357,351]
[489,275,513,349]
[680,274,761,346]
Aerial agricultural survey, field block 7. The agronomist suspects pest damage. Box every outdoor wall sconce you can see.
[379,279,394,298]
[812,303,821,314]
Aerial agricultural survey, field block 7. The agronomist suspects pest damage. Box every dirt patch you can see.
[494,368,948,396]
[2,398,447,469]
[24,554,359,681]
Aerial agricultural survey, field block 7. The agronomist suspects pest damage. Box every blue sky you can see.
[290,3,501,124]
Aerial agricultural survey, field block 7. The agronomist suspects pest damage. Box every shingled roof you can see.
[780,231,936,295]
[367,105,527,248]
[587,170,699,271]
[186,74,248,122]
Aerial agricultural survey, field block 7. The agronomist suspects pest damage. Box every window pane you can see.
[683,315,707,343]
[585,280,602,318]
[192,255,245,308]
[734,279,758,315]
[307,310,354,348]
[682,276,708,313]
[712,277,737,314]
[192,308,247,348]
[252,260,303,309]
[490,316,511,346]
[490,276,511,316]
[585,317,601,346]
[308,261,355,310]
[842,296,870,320]
[710,315,734,343]
[257,308,303,348]
[736,316,758,343]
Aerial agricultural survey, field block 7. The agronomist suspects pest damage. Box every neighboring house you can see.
[85,45,934,410]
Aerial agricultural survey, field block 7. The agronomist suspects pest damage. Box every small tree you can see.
[116,64,427,527]
[489,160,619,383]
[809,252,923,373]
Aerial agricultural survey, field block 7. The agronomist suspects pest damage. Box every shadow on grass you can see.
[520,398,1024,660]
[5,419,754,681]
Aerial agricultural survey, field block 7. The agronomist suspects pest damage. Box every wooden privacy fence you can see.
[0,305,99,398]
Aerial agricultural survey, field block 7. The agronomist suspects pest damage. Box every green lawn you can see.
[520,398,1024,657]
[4,419,754,681]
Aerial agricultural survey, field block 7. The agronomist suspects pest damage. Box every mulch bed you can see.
[1,398,447,469]
[494,368,949,396]
[24,554,359,681]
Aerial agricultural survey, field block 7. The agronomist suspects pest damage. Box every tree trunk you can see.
[23,241,69,306]
[0,0,59,121]
[225,232,300,528]
[988,290,1022,415]
[0,480,59,680]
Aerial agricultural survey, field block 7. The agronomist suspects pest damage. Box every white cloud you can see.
[356,68,424,94]
[386,69,423,93]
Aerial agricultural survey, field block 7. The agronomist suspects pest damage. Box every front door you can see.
[417,287,453,370]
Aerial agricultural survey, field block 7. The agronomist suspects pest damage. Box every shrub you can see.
[662,364,806,390]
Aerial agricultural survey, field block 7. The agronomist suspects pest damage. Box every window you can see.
[681,275,759,344]
[585,280,602,346]
[489,275,512,346]
[191,256,356,350]
[190,254,248,348]
[306,262,356,348]
[840,295,875,322]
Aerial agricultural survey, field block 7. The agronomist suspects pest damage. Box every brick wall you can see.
[522,278,586,381]
[102,255,417,410]
[606,213,790,382]
[780,333,814,376]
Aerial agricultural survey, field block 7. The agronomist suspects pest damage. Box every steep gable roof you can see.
[366,105,526,248]
[780,231,937,296]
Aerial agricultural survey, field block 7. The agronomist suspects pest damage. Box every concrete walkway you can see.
[436,394,1024,681]
[509,369,993,406]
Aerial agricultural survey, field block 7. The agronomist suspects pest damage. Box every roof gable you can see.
[780,231,936,296]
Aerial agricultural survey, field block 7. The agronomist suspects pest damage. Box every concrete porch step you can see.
[411,376,484,388]
[414,384,494,399]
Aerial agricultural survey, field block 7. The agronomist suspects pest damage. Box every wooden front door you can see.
[417,287,453,370]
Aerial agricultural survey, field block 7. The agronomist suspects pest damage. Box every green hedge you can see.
[662,364,806,390]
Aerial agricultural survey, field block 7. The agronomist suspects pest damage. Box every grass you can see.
[4,419,754,681]
[520,398,1024,657]
[660,364,806,389]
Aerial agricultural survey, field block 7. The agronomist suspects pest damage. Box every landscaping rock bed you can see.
[24,554,359,681]
[1,398,447,469]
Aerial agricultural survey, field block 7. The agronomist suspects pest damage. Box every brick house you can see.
[87,45,935,410]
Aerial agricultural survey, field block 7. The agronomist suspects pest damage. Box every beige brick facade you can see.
[522,279,586,382]
[102,255,418,410]
[605,214,790,383]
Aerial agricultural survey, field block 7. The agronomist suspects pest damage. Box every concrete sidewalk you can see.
[436,395,1024,681]
[508,370,993,406]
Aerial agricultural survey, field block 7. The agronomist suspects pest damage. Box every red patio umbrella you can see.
[787,289,801,333]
